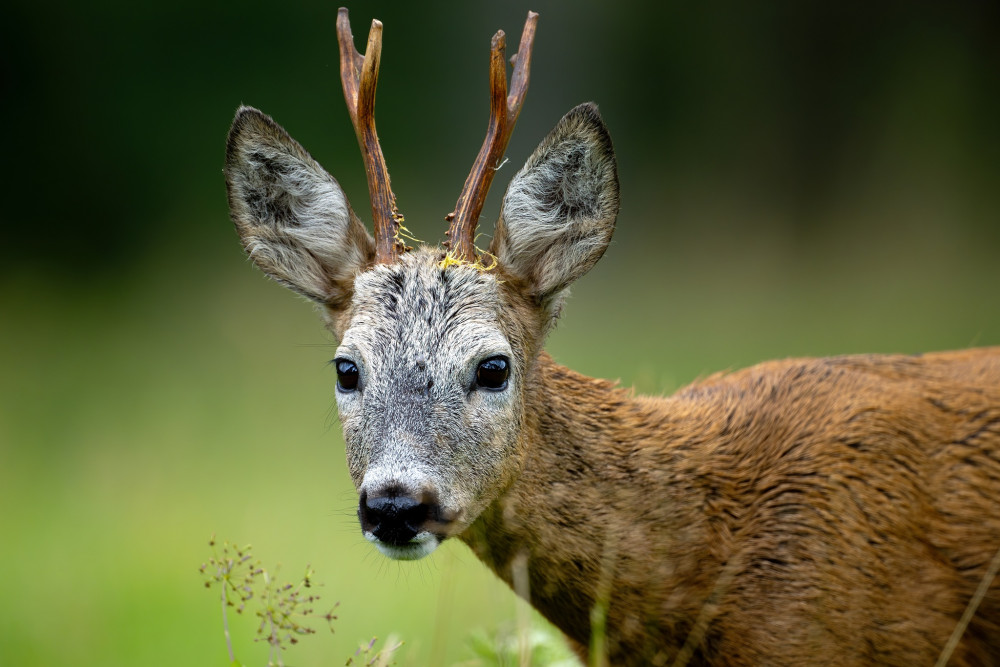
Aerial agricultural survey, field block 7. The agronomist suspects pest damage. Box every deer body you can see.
[465,349,1000,664]
[225,9,1000,665]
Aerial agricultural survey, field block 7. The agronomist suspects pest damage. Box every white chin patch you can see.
[367,531,440,561]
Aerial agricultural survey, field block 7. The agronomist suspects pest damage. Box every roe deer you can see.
[224,9,1000,665]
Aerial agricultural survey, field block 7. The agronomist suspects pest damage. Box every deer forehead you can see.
[339,250,511,369]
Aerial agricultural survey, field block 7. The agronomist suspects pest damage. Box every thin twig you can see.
[934,542,1000,667]
[672,555,742,667]
[221,575,235,663]
[589,536,619,667]
[511,550,532,667]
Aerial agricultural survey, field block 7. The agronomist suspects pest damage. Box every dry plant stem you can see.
[671,556,743,667]
[588,538,618,667]
[511,550,532,667]
[374,635,401,667]
[263,570,281,666]
[336,7,402,264]
[934,542,1000,667]
[428,546,456,665]
[445,11,538,263]
[221,576,235,663]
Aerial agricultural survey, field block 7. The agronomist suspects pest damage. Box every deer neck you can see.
[460,352,721,652]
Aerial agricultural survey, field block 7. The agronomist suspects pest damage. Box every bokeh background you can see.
[2,1,998,664]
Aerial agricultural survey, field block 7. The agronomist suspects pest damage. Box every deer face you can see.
[332,253,533,558]
[225,102,618,560]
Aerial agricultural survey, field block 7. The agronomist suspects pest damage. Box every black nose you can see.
[359,489,440,546]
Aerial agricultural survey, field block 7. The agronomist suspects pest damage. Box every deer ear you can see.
[490,102,619,307]
[225,106,375,308]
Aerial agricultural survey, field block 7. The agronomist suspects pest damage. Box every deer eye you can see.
[476,357,509,391]
[335,358,360,392]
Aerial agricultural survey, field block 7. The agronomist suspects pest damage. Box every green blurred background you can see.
[1,1,998,664]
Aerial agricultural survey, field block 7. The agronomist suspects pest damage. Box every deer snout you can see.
[358,486,449,560]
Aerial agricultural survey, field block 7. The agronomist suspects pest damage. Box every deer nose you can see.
[358,489,441,546]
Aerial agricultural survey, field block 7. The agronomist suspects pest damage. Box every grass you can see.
[1,217,998,665]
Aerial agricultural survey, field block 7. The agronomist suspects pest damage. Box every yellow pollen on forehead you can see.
[437,248,499,272]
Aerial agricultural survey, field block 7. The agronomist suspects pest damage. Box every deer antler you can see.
[444,11,539,264]
[336,7,404,264]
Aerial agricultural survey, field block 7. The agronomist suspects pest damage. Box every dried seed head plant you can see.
[200,536,401,667]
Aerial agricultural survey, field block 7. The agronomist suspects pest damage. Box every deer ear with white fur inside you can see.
[490,102,619,309]
[225,106,376,310]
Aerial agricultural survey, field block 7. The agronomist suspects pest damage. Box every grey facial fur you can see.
[335,250,526,556]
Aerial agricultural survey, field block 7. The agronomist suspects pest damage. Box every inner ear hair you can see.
[491,102,620,303]
[225,106,375,307]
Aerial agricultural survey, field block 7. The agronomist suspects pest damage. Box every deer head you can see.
[224,9,619,560]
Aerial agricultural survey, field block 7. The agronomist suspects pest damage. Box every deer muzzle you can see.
[358,485,451,560]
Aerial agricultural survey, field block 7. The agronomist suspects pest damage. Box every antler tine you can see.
[336,7,404,264]
[445,11,539,264]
